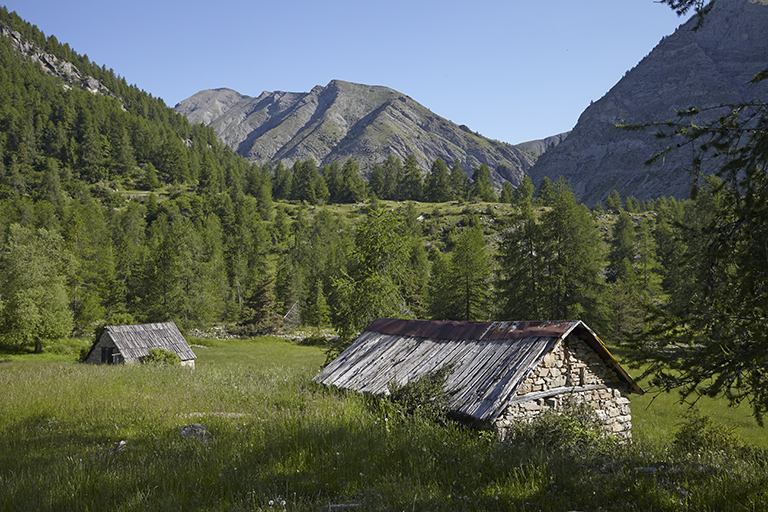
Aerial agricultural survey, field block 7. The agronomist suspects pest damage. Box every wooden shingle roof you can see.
[313,318,642,423]
[102,322,196,362]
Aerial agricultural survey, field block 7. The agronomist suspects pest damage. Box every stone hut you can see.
[313,318,643,438]
[83,322,196,368]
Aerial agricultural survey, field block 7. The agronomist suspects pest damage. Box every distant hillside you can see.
[175,80,536,186]
[514,132,569,158]
[530,0,768,205]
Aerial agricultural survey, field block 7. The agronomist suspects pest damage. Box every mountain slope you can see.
[529,0,768,205]
[176,80,535,185]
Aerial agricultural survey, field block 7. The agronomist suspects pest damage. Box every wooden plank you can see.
[505,384,608,406]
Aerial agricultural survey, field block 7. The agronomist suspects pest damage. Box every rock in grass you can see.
[179,424,211,443]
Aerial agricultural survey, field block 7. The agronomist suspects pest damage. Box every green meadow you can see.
[1,337,766,511]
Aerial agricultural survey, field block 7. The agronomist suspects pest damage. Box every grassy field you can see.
[1,337,767,511]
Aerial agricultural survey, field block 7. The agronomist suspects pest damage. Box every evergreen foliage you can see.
[444,220,492,321]
[622,1,768,424]
[331,208,411,344]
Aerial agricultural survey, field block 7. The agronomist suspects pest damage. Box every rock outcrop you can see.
[176,80,535,185]
[1,25,119,100]
[529,0,768,205]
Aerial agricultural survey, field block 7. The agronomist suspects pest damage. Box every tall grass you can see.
[1,339,767,511]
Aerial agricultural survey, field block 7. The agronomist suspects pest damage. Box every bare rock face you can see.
[176,80,535,185]
[1,26,118,100]
[530,0,768,205]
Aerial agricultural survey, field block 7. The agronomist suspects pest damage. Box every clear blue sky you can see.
[7,0,688,145]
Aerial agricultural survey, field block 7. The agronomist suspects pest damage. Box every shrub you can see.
[143,348,181,366]
[296,333,328,346]
[506,396,605,451]
[386,364,454,422]
[673,409,743,454]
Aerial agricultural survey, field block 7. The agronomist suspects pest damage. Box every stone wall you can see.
[83,336,121,365]
[495,334,633,438]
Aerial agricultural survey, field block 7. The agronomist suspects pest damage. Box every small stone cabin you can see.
[83,322,196,368]
[313,318,643,438]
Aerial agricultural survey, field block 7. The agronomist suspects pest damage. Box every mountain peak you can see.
[176,80,535,185]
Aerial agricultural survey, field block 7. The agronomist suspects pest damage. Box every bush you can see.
[296,333,328,346]
[143,348,181,366]
[673,409,743,454]
[387,364,454,421]
[506,396,605,451]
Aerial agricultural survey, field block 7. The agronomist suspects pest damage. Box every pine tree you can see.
[470,164,497,202]
[496,199,546,321]
[339,158,367,203]
[424,158,453,203]
[539,179,608,330]
[447,222,492,321]
[449,159,469,201]
[399,154,423,201]
[607,211,636,282]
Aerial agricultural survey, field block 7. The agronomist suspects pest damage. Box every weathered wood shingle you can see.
[314,318,641,423]
[85,322,196,364]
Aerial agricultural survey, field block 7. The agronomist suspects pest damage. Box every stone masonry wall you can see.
[495,334,633,438]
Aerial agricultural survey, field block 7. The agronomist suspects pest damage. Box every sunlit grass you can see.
[1,338,766,511]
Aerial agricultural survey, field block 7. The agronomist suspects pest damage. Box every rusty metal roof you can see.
[314,318,643,423]
[366,318,580,341]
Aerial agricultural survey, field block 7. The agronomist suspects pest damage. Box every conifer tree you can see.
[605,189,622,212]
[332,208,410,342]
[515,176,535,205]
[449,159,469,201]
[381,154,403,200]
[339,158,367,203]
[537,176,555,206]
[470,164,497,202]
[496,198,545,321]
[499,181,515,204]
[368,163,386,200]
[539,178,608,330]
[607,211,636,282]
[399,154,423,201]
[290,159,318,204]
[426,248,452,320]
[424,158,453,203]
[447,221,492,321]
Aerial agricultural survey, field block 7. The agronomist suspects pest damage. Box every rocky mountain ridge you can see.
[176,80,540,186]
[529,0,768,205]
[1,25,119,100]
